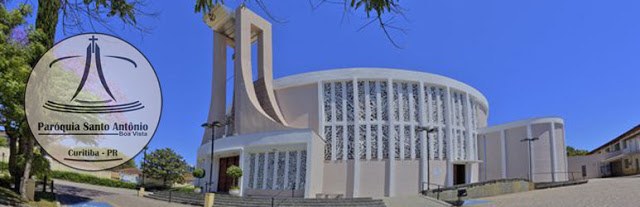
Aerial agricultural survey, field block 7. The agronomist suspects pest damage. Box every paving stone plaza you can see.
[481,175,640,207]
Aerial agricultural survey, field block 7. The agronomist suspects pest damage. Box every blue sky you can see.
[9,0,640,165]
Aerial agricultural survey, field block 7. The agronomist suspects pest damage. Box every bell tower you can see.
[202,6,291,144]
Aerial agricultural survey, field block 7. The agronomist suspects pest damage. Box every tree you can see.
[194,0,406,48]
[111,159,137,171]
[141,148,189,187]
[0,0,153,199]
[226,165,242,189]
[567,146,589,156]
[0,3,48,199]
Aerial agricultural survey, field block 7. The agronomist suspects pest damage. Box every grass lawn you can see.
[28,192,58,207]
[1,180,58,207]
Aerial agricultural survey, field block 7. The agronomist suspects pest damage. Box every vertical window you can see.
[336,126,344,160]
[287,151,297,188]
[324,126,332,160]
[248,153,256,189]
[581,165,587,177]
[276,152,286,189]
[266,152,275,189]
[336,82,344,121]
[323,83,332,122]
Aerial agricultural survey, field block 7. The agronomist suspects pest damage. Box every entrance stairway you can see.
[145,191,387,207]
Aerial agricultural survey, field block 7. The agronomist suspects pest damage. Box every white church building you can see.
[196,6,569,198]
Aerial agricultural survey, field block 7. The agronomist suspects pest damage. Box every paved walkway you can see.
[54,180,192,207]
[481,175,640,207]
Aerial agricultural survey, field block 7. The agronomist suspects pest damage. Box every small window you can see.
[623,141,628,149]
[581,165,587,177]
[625,159,631,168]
[614,144,621,151]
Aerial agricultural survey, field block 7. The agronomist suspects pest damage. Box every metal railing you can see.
[508,171,585,182]
[270,185,297,207]
[421,182,446,200]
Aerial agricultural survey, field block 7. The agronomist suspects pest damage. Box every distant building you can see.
[117,168,142,184]
[478,117,568,183]
[568,124,640,179]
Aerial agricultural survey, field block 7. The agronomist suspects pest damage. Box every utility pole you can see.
[521,137,539,181]
[416,126,438,191]
[202,121,224,192]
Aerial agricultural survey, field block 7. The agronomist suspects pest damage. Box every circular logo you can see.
[25,33,161,171]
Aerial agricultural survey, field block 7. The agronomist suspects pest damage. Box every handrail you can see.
[421,182,444,200]
[270,184,297,207]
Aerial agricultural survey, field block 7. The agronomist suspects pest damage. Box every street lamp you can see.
[142,146,148,188]
[416,126,437,191]
[201,121,224,193]
[520,137,539,181]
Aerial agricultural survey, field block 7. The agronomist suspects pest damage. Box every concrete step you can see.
[146,191,386,207]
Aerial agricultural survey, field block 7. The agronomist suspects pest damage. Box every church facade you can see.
[196,6,568,198]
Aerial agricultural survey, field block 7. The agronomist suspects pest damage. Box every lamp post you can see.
[521,137,539,181]
[416,126,437,191]
[142,146,148,188]
[202,121,224,193]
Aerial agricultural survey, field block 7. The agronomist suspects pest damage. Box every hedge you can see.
[50,170,137,189]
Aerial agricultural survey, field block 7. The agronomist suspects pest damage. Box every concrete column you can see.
[398,84,405,160]
[526,124,535,182]
[208,32,228,141]
[376,81,383,159]
[239,150,246,196]
[501,130,507,179]
[386,78,396,197]
[330,82,337,160]
[342,82,348,160]
[409,84,416,160]
[549,122,558,182]
[365,81,372,160]
[262,153,269,189]
[352,78,361,197]
[444,87,454,186]
[464,93,473,160]
[435,89,443,159]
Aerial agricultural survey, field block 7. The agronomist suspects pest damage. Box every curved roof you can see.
[273,68,489,110]
[477,117,564,134]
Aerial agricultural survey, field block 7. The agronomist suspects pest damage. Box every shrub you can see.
[226,165,242,187]
[174,186,196,193]
[192,168,205,179]
[50,171,137,189]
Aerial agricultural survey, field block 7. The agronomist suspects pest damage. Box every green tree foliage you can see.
[226,165,242,187]
[1,0,153,198]
[193,0,405,47]
[192,168,205,179]
[111,159,137,171]
[141,148,189,187]
[51,170,137,189]
[566,146,589,156]
[0,3,49,197]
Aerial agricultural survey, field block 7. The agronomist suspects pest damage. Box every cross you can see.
[89,35,98,53]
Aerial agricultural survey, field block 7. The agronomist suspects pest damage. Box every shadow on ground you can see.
[55,184,114,205]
